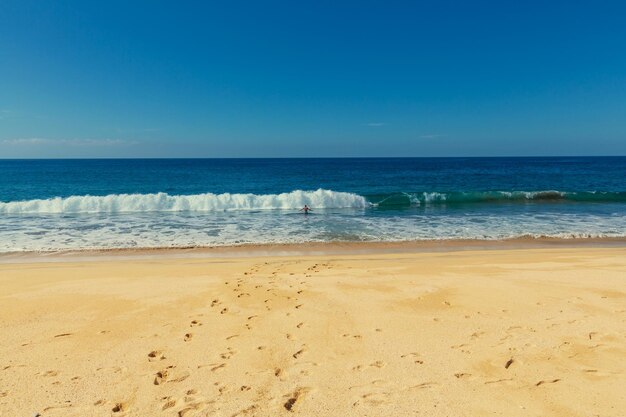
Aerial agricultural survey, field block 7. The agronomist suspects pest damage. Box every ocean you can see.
[0,157,624,253]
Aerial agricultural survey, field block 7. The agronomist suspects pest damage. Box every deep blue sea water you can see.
[0,157,624,252]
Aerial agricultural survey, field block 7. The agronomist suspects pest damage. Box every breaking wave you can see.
[372,190,626,207]
[1,189,624,215]
[0,189,369,214]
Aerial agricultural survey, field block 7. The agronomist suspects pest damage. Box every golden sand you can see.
[1,247,625,416]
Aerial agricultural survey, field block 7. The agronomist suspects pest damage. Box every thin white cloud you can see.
[0,109,13,120]
[366,122,386,127]
[115,127,161,133]
[1,138,139,146]
[1,138,48,145]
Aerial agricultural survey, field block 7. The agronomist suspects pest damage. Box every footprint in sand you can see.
[42,370,59,377]
[184,333,193,342]
[220,348,237,359]
[450,343,471,354]
[470,331,485,339]
[349,381,391,407]
[215,383,228,395]
[154,368,172,385]
[148,350,166,361]
[210,363,227,372]
[161,397,177,410]
[184,392,202,407]
[112,402,127,412]
[190,320,202,327]
[177,403,207,417]
[535,378,560,386]
[370,361,386,368]
[292,346,308,359]
[283,387,310,411]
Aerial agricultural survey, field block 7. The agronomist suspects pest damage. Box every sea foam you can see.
[0,189,369,214]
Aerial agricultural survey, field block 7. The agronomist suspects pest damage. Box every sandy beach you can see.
[1,246,625,417]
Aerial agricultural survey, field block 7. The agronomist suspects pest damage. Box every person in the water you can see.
[300,205,312,214]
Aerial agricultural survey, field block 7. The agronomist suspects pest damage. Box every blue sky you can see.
[1,1,625,157]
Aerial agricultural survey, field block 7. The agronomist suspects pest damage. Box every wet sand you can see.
[1,247,625,416]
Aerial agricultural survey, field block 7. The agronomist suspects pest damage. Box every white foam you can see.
[0,189,369,214]
[0,208,623,253]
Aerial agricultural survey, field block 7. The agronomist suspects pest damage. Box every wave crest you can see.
[0,189,369,214]
[373,190,626,206]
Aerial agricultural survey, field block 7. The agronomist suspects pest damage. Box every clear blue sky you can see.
[1,1,625,157]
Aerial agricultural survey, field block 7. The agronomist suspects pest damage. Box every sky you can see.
[1,0,625,158]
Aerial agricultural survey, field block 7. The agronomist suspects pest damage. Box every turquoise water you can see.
[0,157,624,252]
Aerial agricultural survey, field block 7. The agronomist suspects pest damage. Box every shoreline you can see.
[1,236,625,263]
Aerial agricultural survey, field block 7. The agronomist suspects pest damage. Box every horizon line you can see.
[0,155,624,161]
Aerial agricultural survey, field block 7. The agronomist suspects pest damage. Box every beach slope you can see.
[1,247,625,416]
